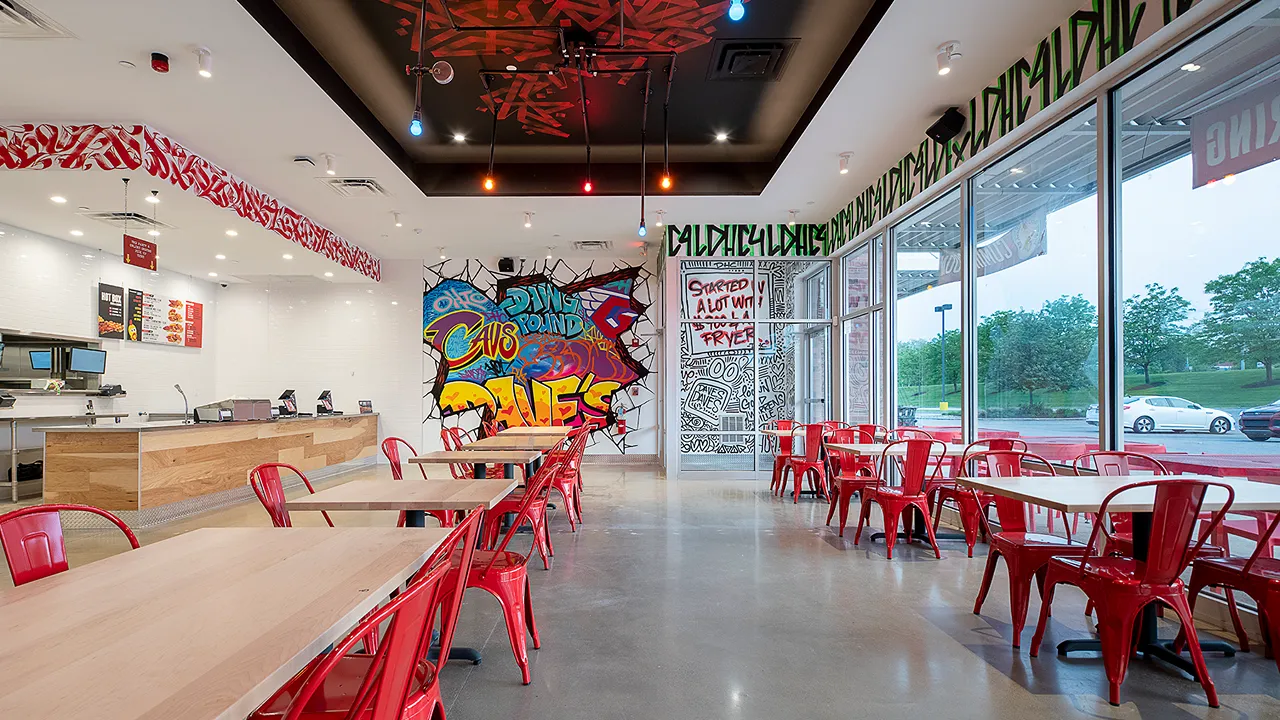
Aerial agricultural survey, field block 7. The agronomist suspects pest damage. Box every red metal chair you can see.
[1176,509,1280,667]
[449,460,564,685]
[248,463,335,528]
[824,427,878,537]
[1029,479,1235,708]
[254,506,484,719]
[967,450,1088,648]
[777,424,830,503]
[250,562,451,720]
[853,439,946,559]
[439,426,478,479]
[382,436,453,529]
[544,426,589,531]
[933,438,1028,557]
[0,504,140,587]
[888,426,934,441]
[765,419,796,495]
[856,423,890,442]
[485,454,556,570]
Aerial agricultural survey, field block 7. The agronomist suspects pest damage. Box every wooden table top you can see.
[465,434,566,451]
[956,475,1280,514]
[285,479,520,512]
[409,449,541,465]
[827,442,969,457]
[0,526,447,720]
[498,426,574,437]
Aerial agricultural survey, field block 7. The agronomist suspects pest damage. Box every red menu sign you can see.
[184,302,204,348]
[123,234,157,271]
[101,282,203,348]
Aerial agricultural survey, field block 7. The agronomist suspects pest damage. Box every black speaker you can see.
[497,257,515,273]
[926,107,966,145]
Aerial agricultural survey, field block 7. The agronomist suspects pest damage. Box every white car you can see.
[1085,396,1234,434]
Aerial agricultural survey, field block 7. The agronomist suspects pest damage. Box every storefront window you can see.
[1116,3,1280,495]
[973,109,1099,447]
[893,189,961,431]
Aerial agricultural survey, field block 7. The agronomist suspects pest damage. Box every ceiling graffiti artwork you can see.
[240,0,890,195]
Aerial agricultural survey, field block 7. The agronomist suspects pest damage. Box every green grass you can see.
[895,368,1280,412]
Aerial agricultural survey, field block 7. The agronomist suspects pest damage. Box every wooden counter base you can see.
[42,416,377,510]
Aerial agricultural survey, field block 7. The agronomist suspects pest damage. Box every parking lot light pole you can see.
[935,303,953,402]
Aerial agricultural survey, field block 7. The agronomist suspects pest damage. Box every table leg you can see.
[504,463,514,479]
[869,507,966,543]
[474,462,487,479]
[1055,512,1234,678]
[9,420,17,504]
[405,510,426,528]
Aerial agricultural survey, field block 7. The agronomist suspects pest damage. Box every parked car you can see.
[1238,400,1280,442]
[1085,396,1233,434]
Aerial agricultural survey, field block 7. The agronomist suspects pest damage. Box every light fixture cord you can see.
[577,46,592,186]
[640,69,651,225]
[483,74,497,178]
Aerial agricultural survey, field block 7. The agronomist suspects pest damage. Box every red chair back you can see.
[414,504,484,663]
[767,419,795,455]
[1084,479,1234,585]
[1243,510,1280,575]
[877,439,945,496]
[890,426,934,441]
[481,419,500,438]
[0,504,140,587]
[821,421,851,433]
[857,423,889,441]
[381,436,426,481]
[1072,451,1168,477]
[248,463,334,528]
[484,459,563,576]
[964,450,1057,535]
[279,562,450,720]
[439,427,474,479]
[826,427,874,477]
[791,424,825,462]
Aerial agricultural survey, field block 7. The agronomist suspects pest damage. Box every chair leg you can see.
[1029,566,1066,657]
[793,467,804,504]
[973,549,1000,615]
[916,502,942,559]
[524,576,541,650]
[1096,599,1142,706]
[483,579,533,685]
[1224,589,1249,653]
[837,485,855,538]
[1164,593,1219,708]
[853,497,872,545]
[882,507,901,560]
[1004,555,1033,648]
[1173,575,1209,654]
[1260,592,1279,669]
[825,484,840,526]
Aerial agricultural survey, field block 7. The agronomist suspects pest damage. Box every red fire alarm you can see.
[151,52,170,73]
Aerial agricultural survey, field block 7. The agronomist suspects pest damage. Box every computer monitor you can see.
[69,347,107,374]
[29,350,52,371]
[279,389,297,415]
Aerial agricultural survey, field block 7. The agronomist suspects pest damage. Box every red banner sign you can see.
[123,234,157,271]
[1191,77,1280,188]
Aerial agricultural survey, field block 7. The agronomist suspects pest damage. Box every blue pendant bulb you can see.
[728,0,745,22]
[409,108,423,137]
[638,220,648,238]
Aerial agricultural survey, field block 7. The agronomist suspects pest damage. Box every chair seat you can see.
[991,531,1087,550]
[453,548,529,578]
[833,472,875,483]
[1051,555,1161,586]
[864,486,926,500]
[1109,533,1225,559]
[1196,556,1280,583]
[253,654,436,718]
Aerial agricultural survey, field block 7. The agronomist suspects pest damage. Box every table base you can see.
[1056,638,1236,679]
[866,508,965,543]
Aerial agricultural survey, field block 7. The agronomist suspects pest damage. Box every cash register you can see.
[278,389,310,417]
[317,390,341,415]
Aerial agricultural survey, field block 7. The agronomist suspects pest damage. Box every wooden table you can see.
[410,449,540,480]
[0,526,448,720]
[956,474,1280,674]
[1149,453,1280,479]
[499,426,574,437]
[465,434,566,452]
[285,479,519,527]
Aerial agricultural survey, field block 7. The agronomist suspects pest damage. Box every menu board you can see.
[100,283,203,348]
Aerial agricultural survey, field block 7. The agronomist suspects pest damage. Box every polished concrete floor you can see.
[6,467,1280,719]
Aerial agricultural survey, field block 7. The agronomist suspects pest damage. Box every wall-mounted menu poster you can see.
[100,283,203,348]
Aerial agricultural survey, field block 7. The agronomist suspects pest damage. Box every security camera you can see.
[220,283,228,289]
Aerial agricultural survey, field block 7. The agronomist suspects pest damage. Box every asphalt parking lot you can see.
[920,415,1280,456]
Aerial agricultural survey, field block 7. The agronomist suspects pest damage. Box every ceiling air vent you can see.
[706,38,798,82]
[572,241,613,252]
[79,211,175,231]
[0,0,73,39]
[320,177,391,198]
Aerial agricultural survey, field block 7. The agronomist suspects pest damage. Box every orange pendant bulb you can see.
[660,174,672,190]
[483,176,495,191]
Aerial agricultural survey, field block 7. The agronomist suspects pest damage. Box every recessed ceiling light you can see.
[714,132,729,142]
[505,64,517,71]
[345,300,352,305]
[70,229,84,236]
[208,272,218,278]
[1181,62,1202,72]
[1009,167,1024,174]
[150,271,159,276]
[118,60,136,69]
[453,132,466,143]
[215,254,226,260]
[282,253,293,260]
[82,254,94,259]
[324,271,334,277]
[225,229,238,237]
[391,301,398,305]
[148,230,161,237]
[50,195,67,204]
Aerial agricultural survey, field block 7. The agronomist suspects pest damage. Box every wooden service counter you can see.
[35,414,377,511]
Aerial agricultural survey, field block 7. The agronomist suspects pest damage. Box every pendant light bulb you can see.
[483,176,495,191]
[583,179,593,193]
[728,0,745,22]
[409,108,423,137]
[637,219,647,238]
[660,174,672,190]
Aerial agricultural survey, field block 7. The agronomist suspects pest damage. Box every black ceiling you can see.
[241,0,893,196]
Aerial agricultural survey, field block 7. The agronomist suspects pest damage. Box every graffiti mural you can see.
[665,223,827,258]
[423,259,655,454]
[828,0,1204,248]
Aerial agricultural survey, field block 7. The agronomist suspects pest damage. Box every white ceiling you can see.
[0,0,1083,273]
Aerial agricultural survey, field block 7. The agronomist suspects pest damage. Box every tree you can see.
[1202,257,1280,383]
[984,296,1096,407]
[896,340,927,396]
[1124,283,1192,384]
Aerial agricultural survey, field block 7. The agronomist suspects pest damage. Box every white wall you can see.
[0,220,218,449]
[211,262,422,451]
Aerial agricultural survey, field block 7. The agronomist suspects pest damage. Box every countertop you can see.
[0,413,130,424]
[31,413,378,433]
